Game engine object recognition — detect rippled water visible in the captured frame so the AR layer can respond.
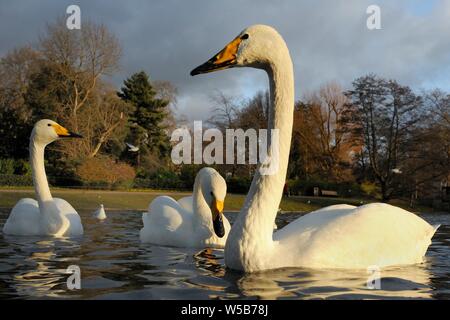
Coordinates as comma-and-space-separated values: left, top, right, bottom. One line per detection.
0, 209, 449, 299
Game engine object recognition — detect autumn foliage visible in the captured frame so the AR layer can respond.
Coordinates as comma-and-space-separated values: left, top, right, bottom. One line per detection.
76, 156, 135, 188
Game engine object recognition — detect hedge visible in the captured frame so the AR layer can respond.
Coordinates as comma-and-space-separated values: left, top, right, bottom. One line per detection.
0, 174, 33, 186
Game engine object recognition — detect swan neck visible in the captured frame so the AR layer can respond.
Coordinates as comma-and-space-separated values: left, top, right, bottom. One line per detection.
192, 177, 214, 235
30, 135, 66, 235
30, 138, 53, 205
226, 46, 294, 267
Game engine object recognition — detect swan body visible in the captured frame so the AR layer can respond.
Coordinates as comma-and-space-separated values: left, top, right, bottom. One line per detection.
93, 204, 107, 220
2, 120, 84, 237
263, 203, 436, 270
140, 167, 231, 248
191, 24, 437, 271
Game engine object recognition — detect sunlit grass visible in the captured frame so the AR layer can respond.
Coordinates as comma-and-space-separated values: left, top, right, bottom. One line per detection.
0, 188, 431, 213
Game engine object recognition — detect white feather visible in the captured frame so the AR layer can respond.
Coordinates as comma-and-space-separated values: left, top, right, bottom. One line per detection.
140, 168, 231, 248
194, 25, 438, 272
93, 204, 107, 220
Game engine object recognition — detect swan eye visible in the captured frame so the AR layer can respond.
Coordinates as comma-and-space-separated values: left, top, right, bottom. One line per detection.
241, 34, 249, 40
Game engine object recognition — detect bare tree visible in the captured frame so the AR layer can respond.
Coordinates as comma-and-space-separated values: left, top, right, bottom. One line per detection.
39, 17, 121, 132
85, 87, 131, 158
291, 83, 358, 181
30, 18, 124, 160
207, 90, 239, 130
0, 46, 42, 157
346, 75, 423, 201
152, 80, 178, 134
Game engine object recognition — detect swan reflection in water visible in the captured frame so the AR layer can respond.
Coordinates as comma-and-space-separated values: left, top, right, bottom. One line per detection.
4, 238, 81, 298
0, 209, 447, 299
193, 248, 433, 299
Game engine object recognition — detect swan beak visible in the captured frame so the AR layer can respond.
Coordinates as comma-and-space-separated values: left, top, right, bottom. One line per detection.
53, 124, 83, 138
66, 131, 83, 138
211, 199, 225, 238
190, 36, 242, 76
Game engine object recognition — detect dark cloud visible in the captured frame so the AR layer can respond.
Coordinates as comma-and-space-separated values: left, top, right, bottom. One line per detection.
1, 0, 449, 121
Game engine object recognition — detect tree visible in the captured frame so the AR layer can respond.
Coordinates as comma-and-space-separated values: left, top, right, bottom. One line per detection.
19, 18, 126, 162
82, 85, 132, 158
118, 71, 171, 166
401, 89, 450, 203
0, 46, 42, 158
39, 18, 121, 133
290, 83, 359, 182
235, 91, 269, 130
207, 91, 239, 131
346, 74, 423, 201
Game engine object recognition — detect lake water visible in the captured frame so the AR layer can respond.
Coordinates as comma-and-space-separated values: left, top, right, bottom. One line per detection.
0, 209, 449, 299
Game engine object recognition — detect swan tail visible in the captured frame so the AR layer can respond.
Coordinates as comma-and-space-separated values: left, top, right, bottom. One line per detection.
431, 224, 440, 236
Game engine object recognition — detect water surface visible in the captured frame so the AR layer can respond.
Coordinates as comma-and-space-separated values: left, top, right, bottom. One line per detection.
0, 209, 449, 299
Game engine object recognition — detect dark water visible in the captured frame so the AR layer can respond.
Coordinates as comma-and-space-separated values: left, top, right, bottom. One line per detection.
0, 209, 449, 300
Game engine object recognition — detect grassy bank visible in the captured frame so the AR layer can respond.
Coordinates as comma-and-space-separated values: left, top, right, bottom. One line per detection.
0, 188, 433, 213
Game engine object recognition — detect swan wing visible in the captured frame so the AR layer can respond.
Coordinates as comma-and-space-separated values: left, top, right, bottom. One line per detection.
53, 198, 84, 236
140, 196, 192, 246
2, 198, 41, 235
274, 203, 436, 269
177, 196, 193, 212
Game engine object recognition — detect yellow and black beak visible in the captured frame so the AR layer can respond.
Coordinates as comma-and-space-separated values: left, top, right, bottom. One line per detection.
211, 198, 225, 238
190, 36, 243, 76
52, 123, 83, 138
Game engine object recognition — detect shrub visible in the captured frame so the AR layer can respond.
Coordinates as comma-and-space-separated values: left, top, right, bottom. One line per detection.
361, 181, 380, 198
134, 168, 185, 189
0, 158, 32, 176
0, 174, 33, 186
179, 165, 205, 188
76, 156, 136, 189
14, 159, 32, 175
0, 159, 16, 175
226, 176, 252, 194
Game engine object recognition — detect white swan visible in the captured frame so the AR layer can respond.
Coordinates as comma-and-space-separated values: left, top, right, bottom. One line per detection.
140, 167, 231, 248
191, 24, 438, 272
93, 204, 107, 220
2, 120, 84, 237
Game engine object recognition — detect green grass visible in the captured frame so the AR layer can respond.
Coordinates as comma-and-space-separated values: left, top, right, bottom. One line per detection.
0, 188, 432, 213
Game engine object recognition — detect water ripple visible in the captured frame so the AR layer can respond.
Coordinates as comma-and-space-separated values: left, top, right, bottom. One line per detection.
0, 209, 449, 299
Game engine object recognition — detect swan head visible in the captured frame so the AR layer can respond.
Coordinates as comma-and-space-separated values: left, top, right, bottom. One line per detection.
31, 119, 83, 145
190, 24, 287, 75
196, 167, 227, 238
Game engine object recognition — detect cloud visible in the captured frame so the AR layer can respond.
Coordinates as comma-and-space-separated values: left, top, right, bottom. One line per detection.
1, 0, 449, 121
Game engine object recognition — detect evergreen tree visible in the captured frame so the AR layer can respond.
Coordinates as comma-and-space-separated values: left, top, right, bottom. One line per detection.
118, 71, 171, 164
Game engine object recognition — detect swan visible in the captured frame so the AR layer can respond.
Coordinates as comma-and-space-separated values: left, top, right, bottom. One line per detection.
93, 204, 107, 220
190, 24, 438, 272
2, 120, 84, 237
140, 167, 231, 248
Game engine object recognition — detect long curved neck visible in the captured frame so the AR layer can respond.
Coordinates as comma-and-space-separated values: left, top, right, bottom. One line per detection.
226, 47, 294, 269
30, 138, 53, 206
30, 136, 66, 235
192, 178, 214, 237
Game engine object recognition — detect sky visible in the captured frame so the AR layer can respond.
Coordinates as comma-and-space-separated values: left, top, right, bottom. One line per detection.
0, 0, 449, 121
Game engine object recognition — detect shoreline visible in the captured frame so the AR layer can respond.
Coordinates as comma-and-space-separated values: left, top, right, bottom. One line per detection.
0, 188, 441, 213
